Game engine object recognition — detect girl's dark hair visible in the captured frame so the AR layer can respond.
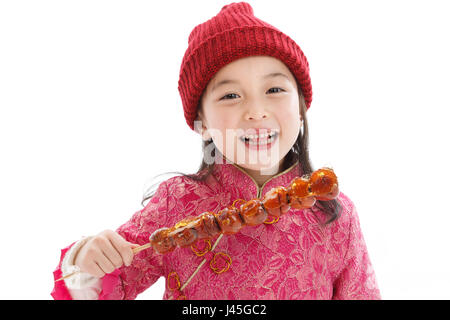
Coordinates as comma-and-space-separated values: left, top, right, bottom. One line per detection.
142, 80, 342, 225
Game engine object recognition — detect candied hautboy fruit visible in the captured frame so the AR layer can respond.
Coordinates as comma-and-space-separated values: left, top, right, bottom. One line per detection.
239, 199, 268, 226
169, 225, 198, 248
288, 176, 311, 198
195, 211, 222, 238
309, 167, 339, 200
262, 186, 289, 209
149, 227, 176, 254
262, 186, 290, 217
315, 183, 339, 201
215, 206, 244, 235
288, 195, 316, 210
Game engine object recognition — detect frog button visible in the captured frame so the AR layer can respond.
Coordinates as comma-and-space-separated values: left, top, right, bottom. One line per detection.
167, 271, 181, 291
263, 215, 280, 224
191, 238, 211, 256
209, 252, 232, 274
167, 271, 187, 300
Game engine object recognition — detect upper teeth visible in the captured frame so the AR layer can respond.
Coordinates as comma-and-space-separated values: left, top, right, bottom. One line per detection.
246, 133, 270, 139
244, 132, 275, 139
242, 131, 278, 141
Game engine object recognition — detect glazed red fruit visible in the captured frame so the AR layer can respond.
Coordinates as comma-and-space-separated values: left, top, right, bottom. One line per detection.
265, 203, 291, 217
262, 186, 289, 209
262, 187, 290, 217
289, 195, 316, 210
289, 176, 311, 198
169, 225, 198, 248
149, 227, 176, 254
185, 213, 214, 240
215, 206, 244, 235
197, 212, 222, 238
239, 199, 268, 226
309, 168, 338, 196
315, 183, 339, 201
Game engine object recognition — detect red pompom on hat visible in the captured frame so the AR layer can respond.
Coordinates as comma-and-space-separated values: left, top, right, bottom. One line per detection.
178, 1, 312, 131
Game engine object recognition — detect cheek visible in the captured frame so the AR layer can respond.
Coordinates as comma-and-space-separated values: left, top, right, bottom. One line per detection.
206, 107, 235, 127
274, 94, 300, 118
208, 109, 238, 133
276, 102, 301, 145
278, 107, 296, 119
276, 103, 301, 128
206, 112, 239, 150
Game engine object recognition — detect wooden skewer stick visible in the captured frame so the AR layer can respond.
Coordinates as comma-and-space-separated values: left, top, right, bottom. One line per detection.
168, 234, 224, 300
131, 242, 152, 255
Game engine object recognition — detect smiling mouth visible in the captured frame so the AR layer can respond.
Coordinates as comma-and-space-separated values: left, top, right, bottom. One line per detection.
239, 131, 279, 146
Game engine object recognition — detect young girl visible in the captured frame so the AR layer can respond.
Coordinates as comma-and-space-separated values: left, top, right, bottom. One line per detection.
51, 2, 381, 300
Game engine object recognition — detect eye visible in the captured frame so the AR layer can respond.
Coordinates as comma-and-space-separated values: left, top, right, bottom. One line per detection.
219, 88, 285, 100
267, 87, 285, 94
220, 93, 239, 100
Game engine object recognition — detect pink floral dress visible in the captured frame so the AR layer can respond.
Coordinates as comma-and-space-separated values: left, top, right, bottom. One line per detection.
51, 159, 381, 300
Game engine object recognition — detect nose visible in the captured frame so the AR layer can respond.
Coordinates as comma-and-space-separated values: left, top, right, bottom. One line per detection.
247, 113, 267, 121
245, 104, 268, 121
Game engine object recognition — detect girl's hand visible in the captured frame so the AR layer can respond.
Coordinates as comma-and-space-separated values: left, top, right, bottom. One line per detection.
74, 229, 139, 278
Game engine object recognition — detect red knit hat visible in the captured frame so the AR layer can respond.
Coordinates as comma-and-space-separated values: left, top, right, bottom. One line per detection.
178, 1, 312, 131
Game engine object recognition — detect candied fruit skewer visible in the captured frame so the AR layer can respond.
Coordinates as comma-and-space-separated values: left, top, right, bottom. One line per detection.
147, 167, 339, 254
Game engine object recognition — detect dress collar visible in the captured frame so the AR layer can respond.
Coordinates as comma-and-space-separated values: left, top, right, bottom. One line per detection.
210, 155, 303, 200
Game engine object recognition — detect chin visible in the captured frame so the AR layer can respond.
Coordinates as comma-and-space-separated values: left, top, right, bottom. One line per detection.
237, 158, 283, 174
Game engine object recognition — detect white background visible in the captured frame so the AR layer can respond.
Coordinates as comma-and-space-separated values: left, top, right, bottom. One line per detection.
1, 0, 449, 300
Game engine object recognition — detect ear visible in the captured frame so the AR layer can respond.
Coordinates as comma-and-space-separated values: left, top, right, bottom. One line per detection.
194, 112, 212, 141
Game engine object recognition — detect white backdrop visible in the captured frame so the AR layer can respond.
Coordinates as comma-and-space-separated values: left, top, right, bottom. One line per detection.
1, 0, 449, 300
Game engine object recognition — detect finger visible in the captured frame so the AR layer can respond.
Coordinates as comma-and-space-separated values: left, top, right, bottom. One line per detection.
96, 237, 123, 269
84, 261, 105, 278
94, 251, 116, 274
102, 240, 123, 269
89, 235, 121, 268
109, 232, 135, 267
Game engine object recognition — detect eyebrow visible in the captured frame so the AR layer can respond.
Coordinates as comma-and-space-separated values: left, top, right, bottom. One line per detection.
211, 72, 290, 92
